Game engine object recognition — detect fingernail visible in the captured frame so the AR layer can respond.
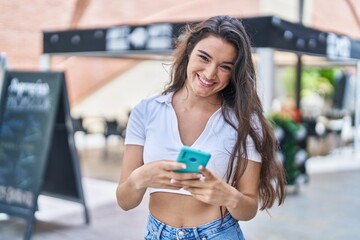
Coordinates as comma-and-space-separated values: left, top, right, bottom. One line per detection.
197, 174, 202, 179
182, 164, 187, 169
170, 179, 177, 184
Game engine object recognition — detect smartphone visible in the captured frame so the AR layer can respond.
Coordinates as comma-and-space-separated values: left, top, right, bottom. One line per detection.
174, 146, 211, 173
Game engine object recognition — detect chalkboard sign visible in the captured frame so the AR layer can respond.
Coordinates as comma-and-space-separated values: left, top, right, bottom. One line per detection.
0, 71, 89, 240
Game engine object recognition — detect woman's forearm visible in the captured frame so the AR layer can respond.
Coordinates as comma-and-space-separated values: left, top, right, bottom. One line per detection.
225, 187, 258, 221
116, 170, 147, 211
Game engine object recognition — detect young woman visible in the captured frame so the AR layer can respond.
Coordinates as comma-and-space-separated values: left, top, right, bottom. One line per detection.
116, 15, 286, 239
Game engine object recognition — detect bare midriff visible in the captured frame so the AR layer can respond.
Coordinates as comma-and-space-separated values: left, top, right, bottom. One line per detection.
149, 192, 223, 227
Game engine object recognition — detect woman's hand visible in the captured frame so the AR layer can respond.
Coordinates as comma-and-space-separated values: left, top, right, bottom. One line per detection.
173, 163, 261, 221
174, 166, 236, 207
132, 160, 201, 191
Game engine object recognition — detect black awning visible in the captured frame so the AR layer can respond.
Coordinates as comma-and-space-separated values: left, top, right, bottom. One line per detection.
43, 16, 360, 60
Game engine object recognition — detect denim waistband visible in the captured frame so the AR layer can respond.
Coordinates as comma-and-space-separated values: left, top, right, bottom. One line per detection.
146, 213, 239, 239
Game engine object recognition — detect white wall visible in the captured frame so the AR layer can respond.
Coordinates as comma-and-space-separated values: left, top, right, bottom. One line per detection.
71, 60, 171, 122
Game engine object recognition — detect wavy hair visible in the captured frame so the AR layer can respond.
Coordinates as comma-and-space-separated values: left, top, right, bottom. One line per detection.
163, 15, 285, 211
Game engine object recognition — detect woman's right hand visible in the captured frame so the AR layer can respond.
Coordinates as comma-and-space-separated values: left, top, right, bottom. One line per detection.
117, 145, 201, 211
130, 160, 200, 190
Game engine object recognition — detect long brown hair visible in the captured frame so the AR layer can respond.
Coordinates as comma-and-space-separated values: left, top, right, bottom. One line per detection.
163, 15, 286, 210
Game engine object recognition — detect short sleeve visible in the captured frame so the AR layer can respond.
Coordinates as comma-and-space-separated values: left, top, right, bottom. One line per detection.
124, 101, 146, 146
246, 136, 262, 162
246, 114, 263, 162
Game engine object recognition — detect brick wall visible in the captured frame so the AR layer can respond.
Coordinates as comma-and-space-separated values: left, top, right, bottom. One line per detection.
10, 0, 360, 107
0, 0, 260, 106
311, 0, 360, 39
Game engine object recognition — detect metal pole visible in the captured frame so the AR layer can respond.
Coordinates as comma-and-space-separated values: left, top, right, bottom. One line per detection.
296, 0, 305, 110
0, 52, 7, 70
295, 54, 302, 109
354, 61, 360, 155
299, 0, 304, 24
0, 52, 8, 101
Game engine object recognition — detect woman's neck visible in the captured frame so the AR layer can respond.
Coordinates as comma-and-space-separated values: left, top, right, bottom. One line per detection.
173, 87, 222, 111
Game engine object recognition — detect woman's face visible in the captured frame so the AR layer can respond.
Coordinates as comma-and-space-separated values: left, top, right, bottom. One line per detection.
185, 35, 237, 101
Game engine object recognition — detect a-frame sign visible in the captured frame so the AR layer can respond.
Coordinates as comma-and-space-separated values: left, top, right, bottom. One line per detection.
0, 71, 89, 240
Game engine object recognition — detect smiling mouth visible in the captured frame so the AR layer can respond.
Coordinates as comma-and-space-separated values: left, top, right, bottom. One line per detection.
198, 75, 215, 88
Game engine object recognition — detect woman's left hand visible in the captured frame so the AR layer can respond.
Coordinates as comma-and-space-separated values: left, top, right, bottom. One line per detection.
175, 166, 236, 207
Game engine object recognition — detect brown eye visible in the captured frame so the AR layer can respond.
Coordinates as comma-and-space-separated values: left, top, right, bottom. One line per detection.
198, 55, 209, 62
221, 65, 232, 72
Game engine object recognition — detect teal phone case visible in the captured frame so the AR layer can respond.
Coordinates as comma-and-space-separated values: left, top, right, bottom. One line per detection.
174, 146, 211, 173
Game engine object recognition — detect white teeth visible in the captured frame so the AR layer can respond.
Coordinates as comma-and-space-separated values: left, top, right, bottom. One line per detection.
199, 76, 213, 86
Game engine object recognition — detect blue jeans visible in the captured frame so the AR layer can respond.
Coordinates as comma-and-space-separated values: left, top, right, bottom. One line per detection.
144, 213, 245, 240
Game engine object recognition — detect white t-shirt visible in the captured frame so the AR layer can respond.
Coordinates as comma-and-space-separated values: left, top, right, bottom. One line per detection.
125, 92, 261, 195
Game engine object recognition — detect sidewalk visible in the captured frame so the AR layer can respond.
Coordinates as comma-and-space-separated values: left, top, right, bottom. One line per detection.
1, 146, 360, 239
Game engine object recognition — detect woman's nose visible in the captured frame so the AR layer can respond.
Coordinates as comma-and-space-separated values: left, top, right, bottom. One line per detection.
204, 64, 217, 80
